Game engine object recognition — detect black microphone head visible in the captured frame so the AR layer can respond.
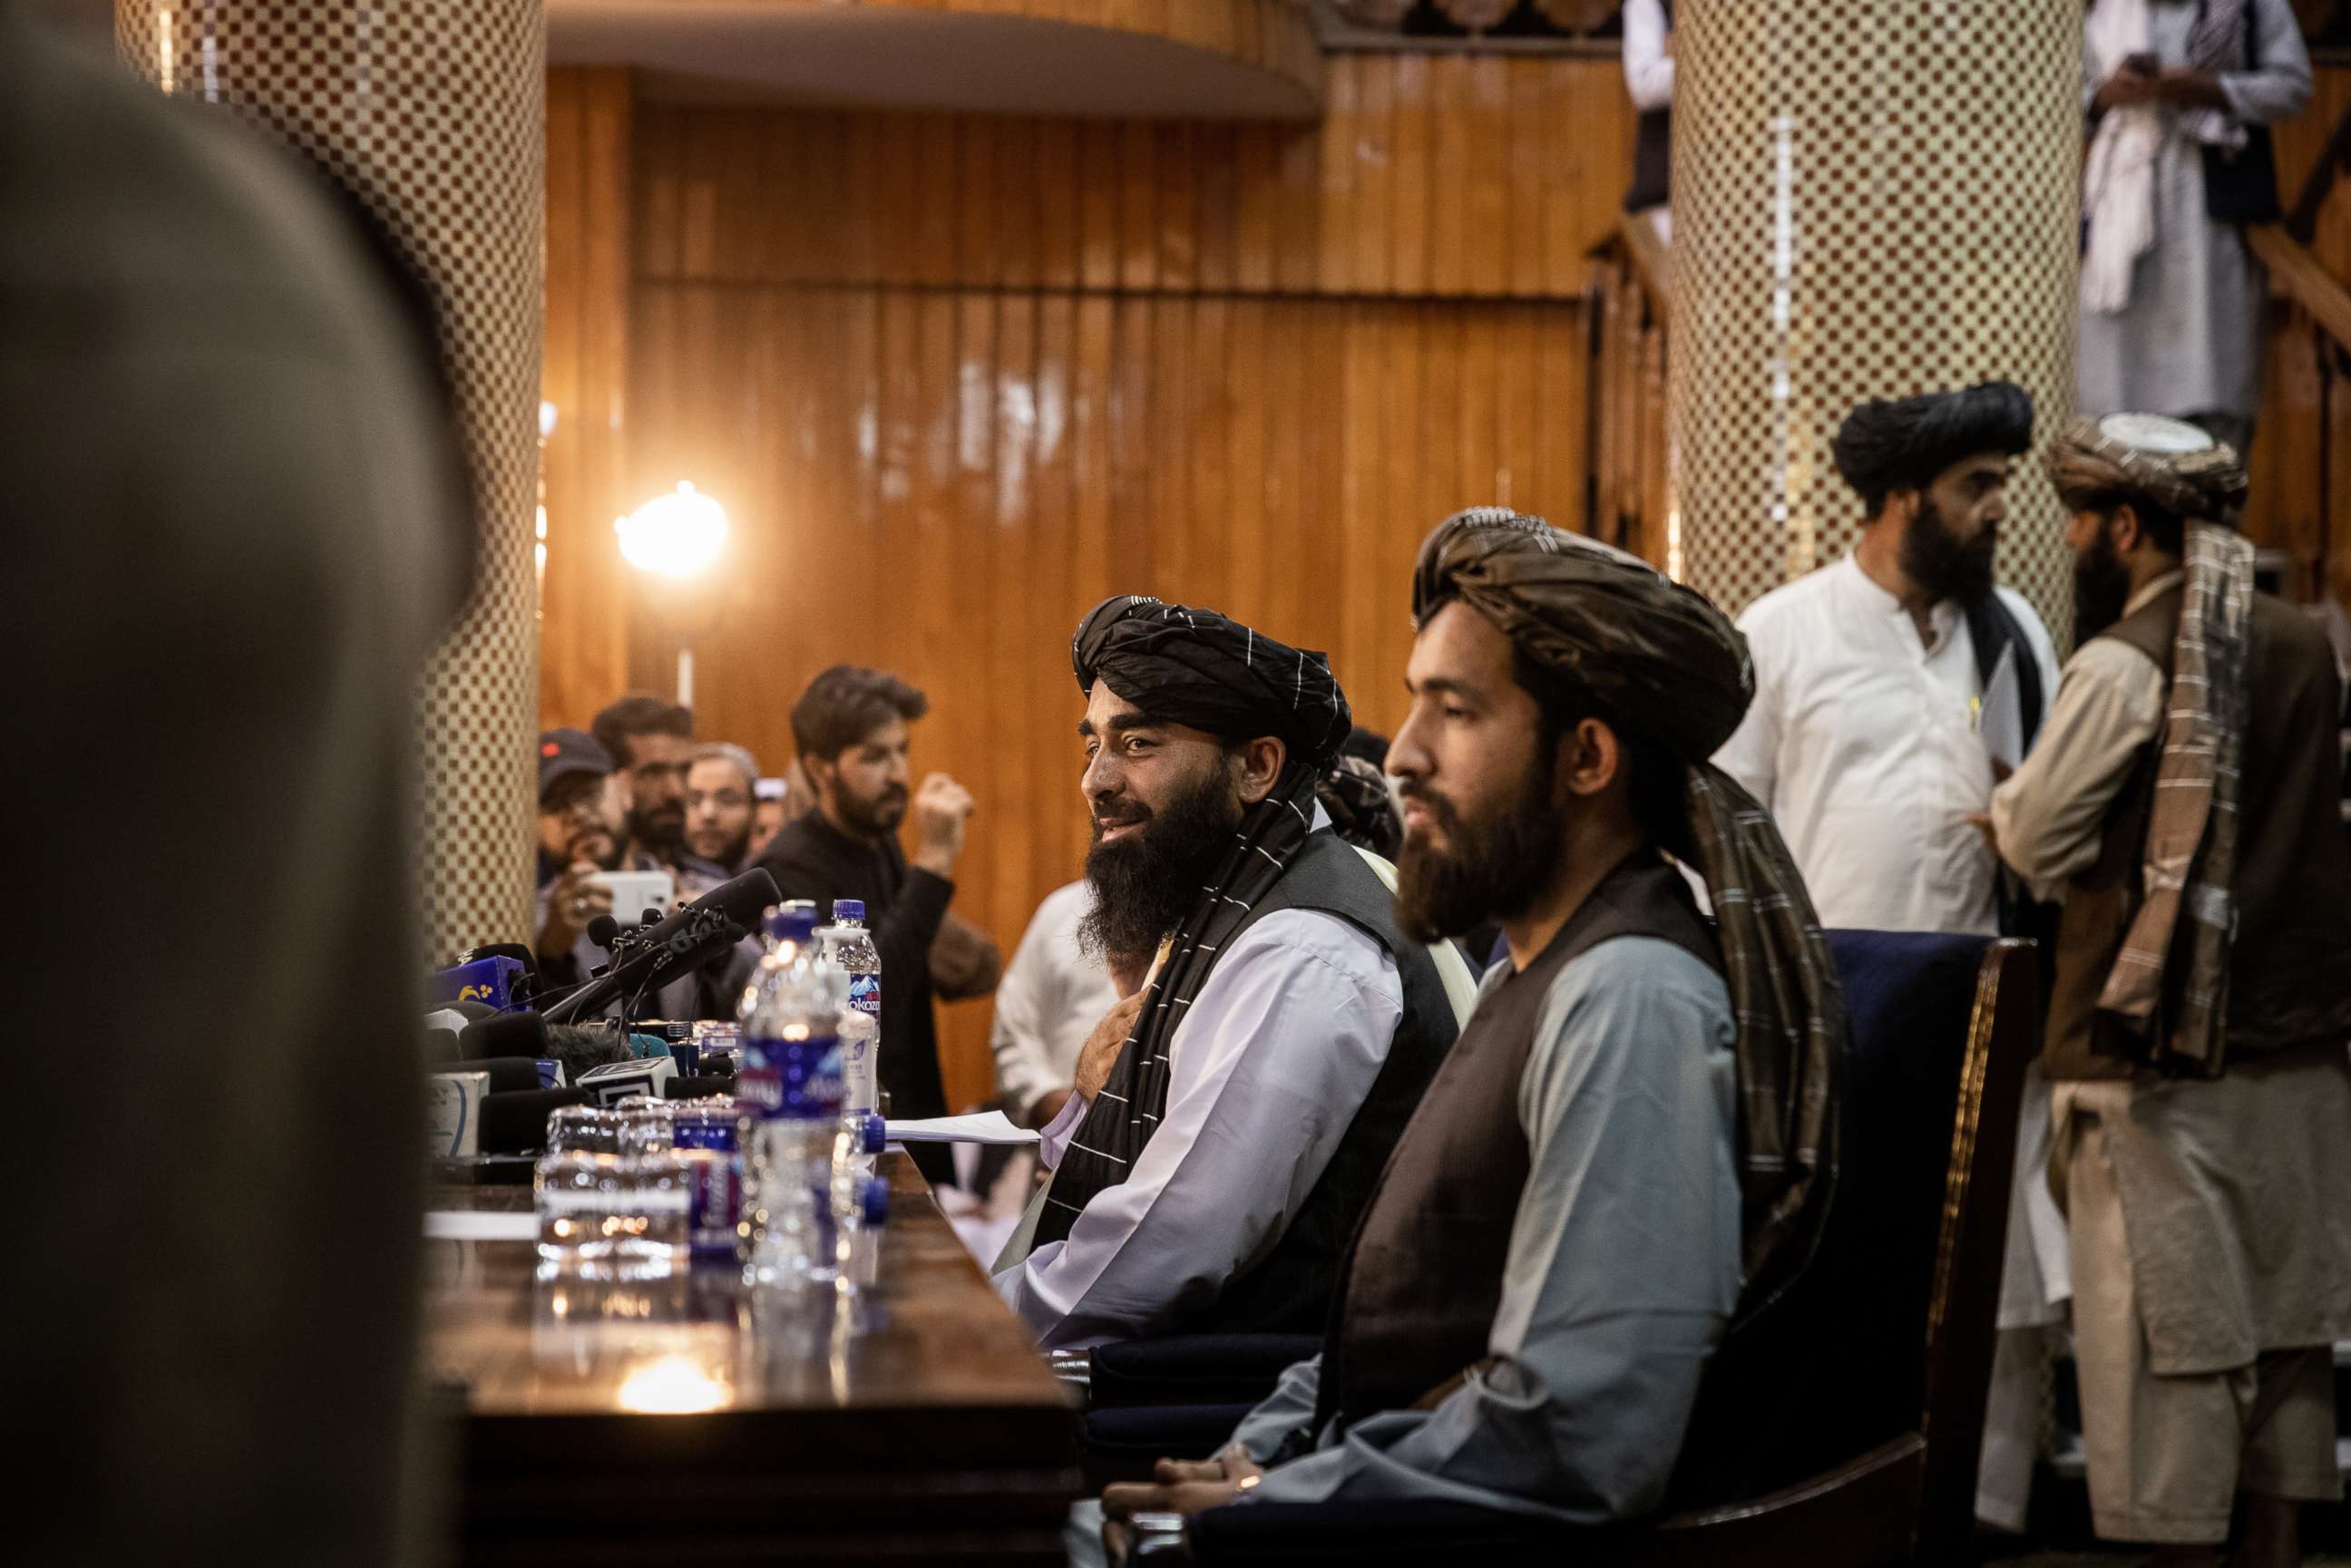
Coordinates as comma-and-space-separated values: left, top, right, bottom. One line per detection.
542, 869, 780, 1024
477, 1087, 591, 1154
585, 913, 620, 950
639, 908, 663, 926
457, 1009, 549, 1062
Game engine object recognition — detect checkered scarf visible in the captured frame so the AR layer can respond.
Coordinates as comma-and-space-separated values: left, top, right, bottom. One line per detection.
1416, 511, 1844, 1309
2098, 524, 2255, 1075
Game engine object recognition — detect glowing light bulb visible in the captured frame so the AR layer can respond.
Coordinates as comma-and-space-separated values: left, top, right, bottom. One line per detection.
616, 482, 728, 578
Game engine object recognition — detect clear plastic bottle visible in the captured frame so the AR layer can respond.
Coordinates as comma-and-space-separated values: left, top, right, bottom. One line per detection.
736, 907, 846, 1290
825, 899, 883, 1117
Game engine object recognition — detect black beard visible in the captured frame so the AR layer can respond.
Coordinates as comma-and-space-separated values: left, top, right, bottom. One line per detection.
1393, 756, 1564, 944
835, 782, 908, 841
626, 808, 684, 861
1899, 496, 1998, 605
2073, 527, 2132, 641
1078, 766, 1239, 969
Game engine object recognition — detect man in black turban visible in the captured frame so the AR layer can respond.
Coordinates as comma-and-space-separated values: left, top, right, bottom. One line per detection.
993, 597, 1470, 1353
1722, 382, 2066, 1532
1095, 514, 1847, 1551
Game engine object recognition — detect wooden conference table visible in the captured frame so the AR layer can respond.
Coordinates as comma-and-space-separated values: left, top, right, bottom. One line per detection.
422, 1154, 1082, 1565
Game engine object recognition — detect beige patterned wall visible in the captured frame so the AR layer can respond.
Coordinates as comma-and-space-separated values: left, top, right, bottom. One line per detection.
1670, 0, 2083, 645
117, 0, 544, 960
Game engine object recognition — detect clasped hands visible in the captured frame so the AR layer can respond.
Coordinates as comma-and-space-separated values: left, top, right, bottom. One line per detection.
1101, 1446, 1264, 1565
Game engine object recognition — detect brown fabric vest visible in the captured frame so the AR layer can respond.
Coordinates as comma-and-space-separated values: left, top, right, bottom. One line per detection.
1312, 852, 1723, 1430
2044, 587, 2351, 1081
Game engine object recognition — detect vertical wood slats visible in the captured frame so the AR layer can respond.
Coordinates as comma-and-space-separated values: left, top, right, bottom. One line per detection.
631, 56, 1633, 300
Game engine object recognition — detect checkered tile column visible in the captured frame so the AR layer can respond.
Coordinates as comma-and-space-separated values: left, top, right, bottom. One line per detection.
117, 0, 544, 959
1668, 0, 2082, 645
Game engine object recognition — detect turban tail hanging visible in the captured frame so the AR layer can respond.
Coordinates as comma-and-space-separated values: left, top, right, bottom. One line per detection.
1413, 510, 1845, 1313
2045, 415, 2254, 1076
1011, 599, 1352, 1259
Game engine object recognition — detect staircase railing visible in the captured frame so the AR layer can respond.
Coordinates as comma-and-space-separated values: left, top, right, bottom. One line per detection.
1587, 211, 1673, 570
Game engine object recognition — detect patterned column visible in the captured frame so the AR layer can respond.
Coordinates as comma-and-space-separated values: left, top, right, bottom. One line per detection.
1668, 0, 2083, 642
117, 0, 544, 959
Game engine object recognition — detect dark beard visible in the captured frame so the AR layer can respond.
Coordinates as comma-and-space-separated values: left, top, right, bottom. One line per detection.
1078, 766, 1239, 969
628, 806, 685, 861
1393, 757, 1564, 944
835, 781, 908, 841
2072, 527, 2132, 640
1899, 496, 1997, 605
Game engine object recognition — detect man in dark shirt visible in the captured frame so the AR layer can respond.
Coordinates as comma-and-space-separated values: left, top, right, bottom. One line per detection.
755, 666, 975, 1181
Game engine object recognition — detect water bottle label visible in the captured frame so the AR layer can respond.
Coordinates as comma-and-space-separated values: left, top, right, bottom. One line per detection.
743, 1031, 844, 1120
847, 973, 881, 1017
671, 1119, 737, 1153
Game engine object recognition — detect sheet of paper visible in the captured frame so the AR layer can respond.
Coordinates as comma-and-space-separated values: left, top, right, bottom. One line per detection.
884, 1110, 1039, 1146
424, 1209, 538, 1242
1978, 641, 2026, 774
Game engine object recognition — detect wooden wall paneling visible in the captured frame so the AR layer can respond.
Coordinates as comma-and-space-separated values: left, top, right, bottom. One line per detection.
1234, 124, 1279, 293
1507, 59, 1550, 299
1119, 121, 1160, 293
1275, 120, 1323, 295
1190, 297, 1235, 617
1338, 303, 1385, 729
960, 115, 1001, 287
1149, 296, 1197, 601
1497, 304, 1541, 514
1156, 122, 1199, 291
2329, 344, 2350, 612
1226, 297, 1272, 618
998, 117, 1044, 289
540, 67, 635, 730
1389, 56, 1435, 295
2277, 63, 2351, 282
1262, 302, 1309, 643
1319, 57, 1361, 297
1352, 57, 1397, 296
915, 117, 962, 287
990, 292, 1043, 974
1037, 120, 1082, 289
1428, 61, 1472, 297
877, 116, 924, 287
1536, 298, 1590, 531
1031, 292, 1087, 896
1107, 296, 1157, 585
1079, 121, 1123, 292
1465, 55, 1510, 297
1194, 123, 1242, 294
1071, 295, 1117, 606
1458, 308, 1502, 505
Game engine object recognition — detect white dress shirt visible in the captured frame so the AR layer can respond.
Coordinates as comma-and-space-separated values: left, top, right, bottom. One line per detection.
1712, 552, 2061, 935
988, 880, 1120, 1123
1621, 0, 1675, 112
996, 892, 1403, 1350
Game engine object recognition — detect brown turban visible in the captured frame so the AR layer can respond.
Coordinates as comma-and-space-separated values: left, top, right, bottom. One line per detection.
1411, 507, 1756, 761
2045, 413, 2249, 521
1413, 507, 1844, 1320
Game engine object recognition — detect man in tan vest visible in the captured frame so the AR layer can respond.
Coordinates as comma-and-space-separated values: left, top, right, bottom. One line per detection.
1089, 511, 1843, 1556
1985, 414, 2351, 1568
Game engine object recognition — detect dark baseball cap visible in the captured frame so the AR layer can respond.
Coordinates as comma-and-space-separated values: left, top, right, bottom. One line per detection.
537, 728, 613, 800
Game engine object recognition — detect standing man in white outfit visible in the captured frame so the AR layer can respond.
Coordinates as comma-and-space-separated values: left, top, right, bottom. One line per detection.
990, 881, 1120, 1128
1712, 383, 2066, 1534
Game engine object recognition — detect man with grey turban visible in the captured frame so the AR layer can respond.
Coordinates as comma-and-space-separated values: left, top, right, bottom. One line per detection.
1096, 513, 1844, 1549
1985, 414, 2351, 1563
1717, 382, 2066, 1532
994, 597, 1473, 1352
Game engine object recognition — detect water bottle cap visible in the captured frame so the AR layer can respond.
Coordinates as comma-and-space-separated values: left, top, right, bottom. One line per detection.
861, 1174, 891, 1226
859, 1111, 887, 1154
764, 907, 818, 942
832, 899, 865, 923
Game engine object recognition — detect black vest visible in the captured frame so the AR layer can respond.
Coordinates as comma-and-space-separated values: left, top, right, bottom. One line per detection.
1191, 830, 1461, 1335
1314, 852, 1721, 1429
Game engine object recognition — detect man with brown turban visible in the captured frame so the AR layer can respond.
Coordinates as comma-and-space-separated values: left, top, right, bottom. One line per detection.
1985, 415, 2351, 1567
1095, 511, 1843, 1546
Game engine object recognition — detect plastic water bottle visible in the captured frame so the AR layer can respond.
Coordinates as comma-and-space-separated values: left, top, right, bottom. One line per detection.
736, 907, 846, 1290
835, 1171, 891, 1300
825, 900, 883, 1118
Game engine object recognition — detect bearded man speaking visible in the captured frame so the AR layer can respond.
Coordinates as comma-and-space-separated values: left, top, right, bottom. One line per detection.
994, 598, 1471, 1350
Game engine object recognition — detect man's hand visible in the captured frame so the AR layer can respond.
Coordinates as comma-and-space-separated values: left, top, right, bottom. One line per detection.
1963, 812, 2000, 858
1030, 1086, 1072, 1127
1074, 991, 1147, 1101
1101, 1446, 1264, 1524
909, 773, 975, 879
2151, 66, 2229, 111
536, 860, 615, 962
2096, 66, 2159, 112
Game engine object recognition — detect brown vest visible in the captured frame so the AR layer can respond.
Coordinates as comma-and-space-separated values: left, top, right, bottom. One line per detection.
1313, 852, 1722, 1430
2044, 586, 2351, 1081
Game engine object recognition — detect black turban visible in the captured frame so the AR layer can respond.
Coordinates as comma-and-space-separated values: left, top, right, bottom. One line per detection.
1070, 595, 1351, 771
1411, 507, 1752, 761
1830, 381, 2034, 511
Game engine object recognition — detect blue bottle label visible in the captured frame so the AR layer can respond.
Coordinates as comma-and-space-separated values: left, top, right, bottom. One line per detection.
741, 1031, 844, 1120
848, 973, 881, 1018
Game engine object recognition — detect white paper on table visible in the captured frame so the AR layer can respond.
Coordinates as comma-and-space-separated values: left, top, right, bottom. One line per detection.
884, 1110, 1039, 1146
1978, 642, 2026, 775
424, 1209, 538, 1242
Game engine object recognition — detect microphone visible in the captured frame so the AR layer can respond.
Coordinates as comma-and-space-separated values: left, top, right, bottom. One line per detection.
541, 868, 778, 1024
586, 913, 620, 951
457, 1009, 548, 1063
